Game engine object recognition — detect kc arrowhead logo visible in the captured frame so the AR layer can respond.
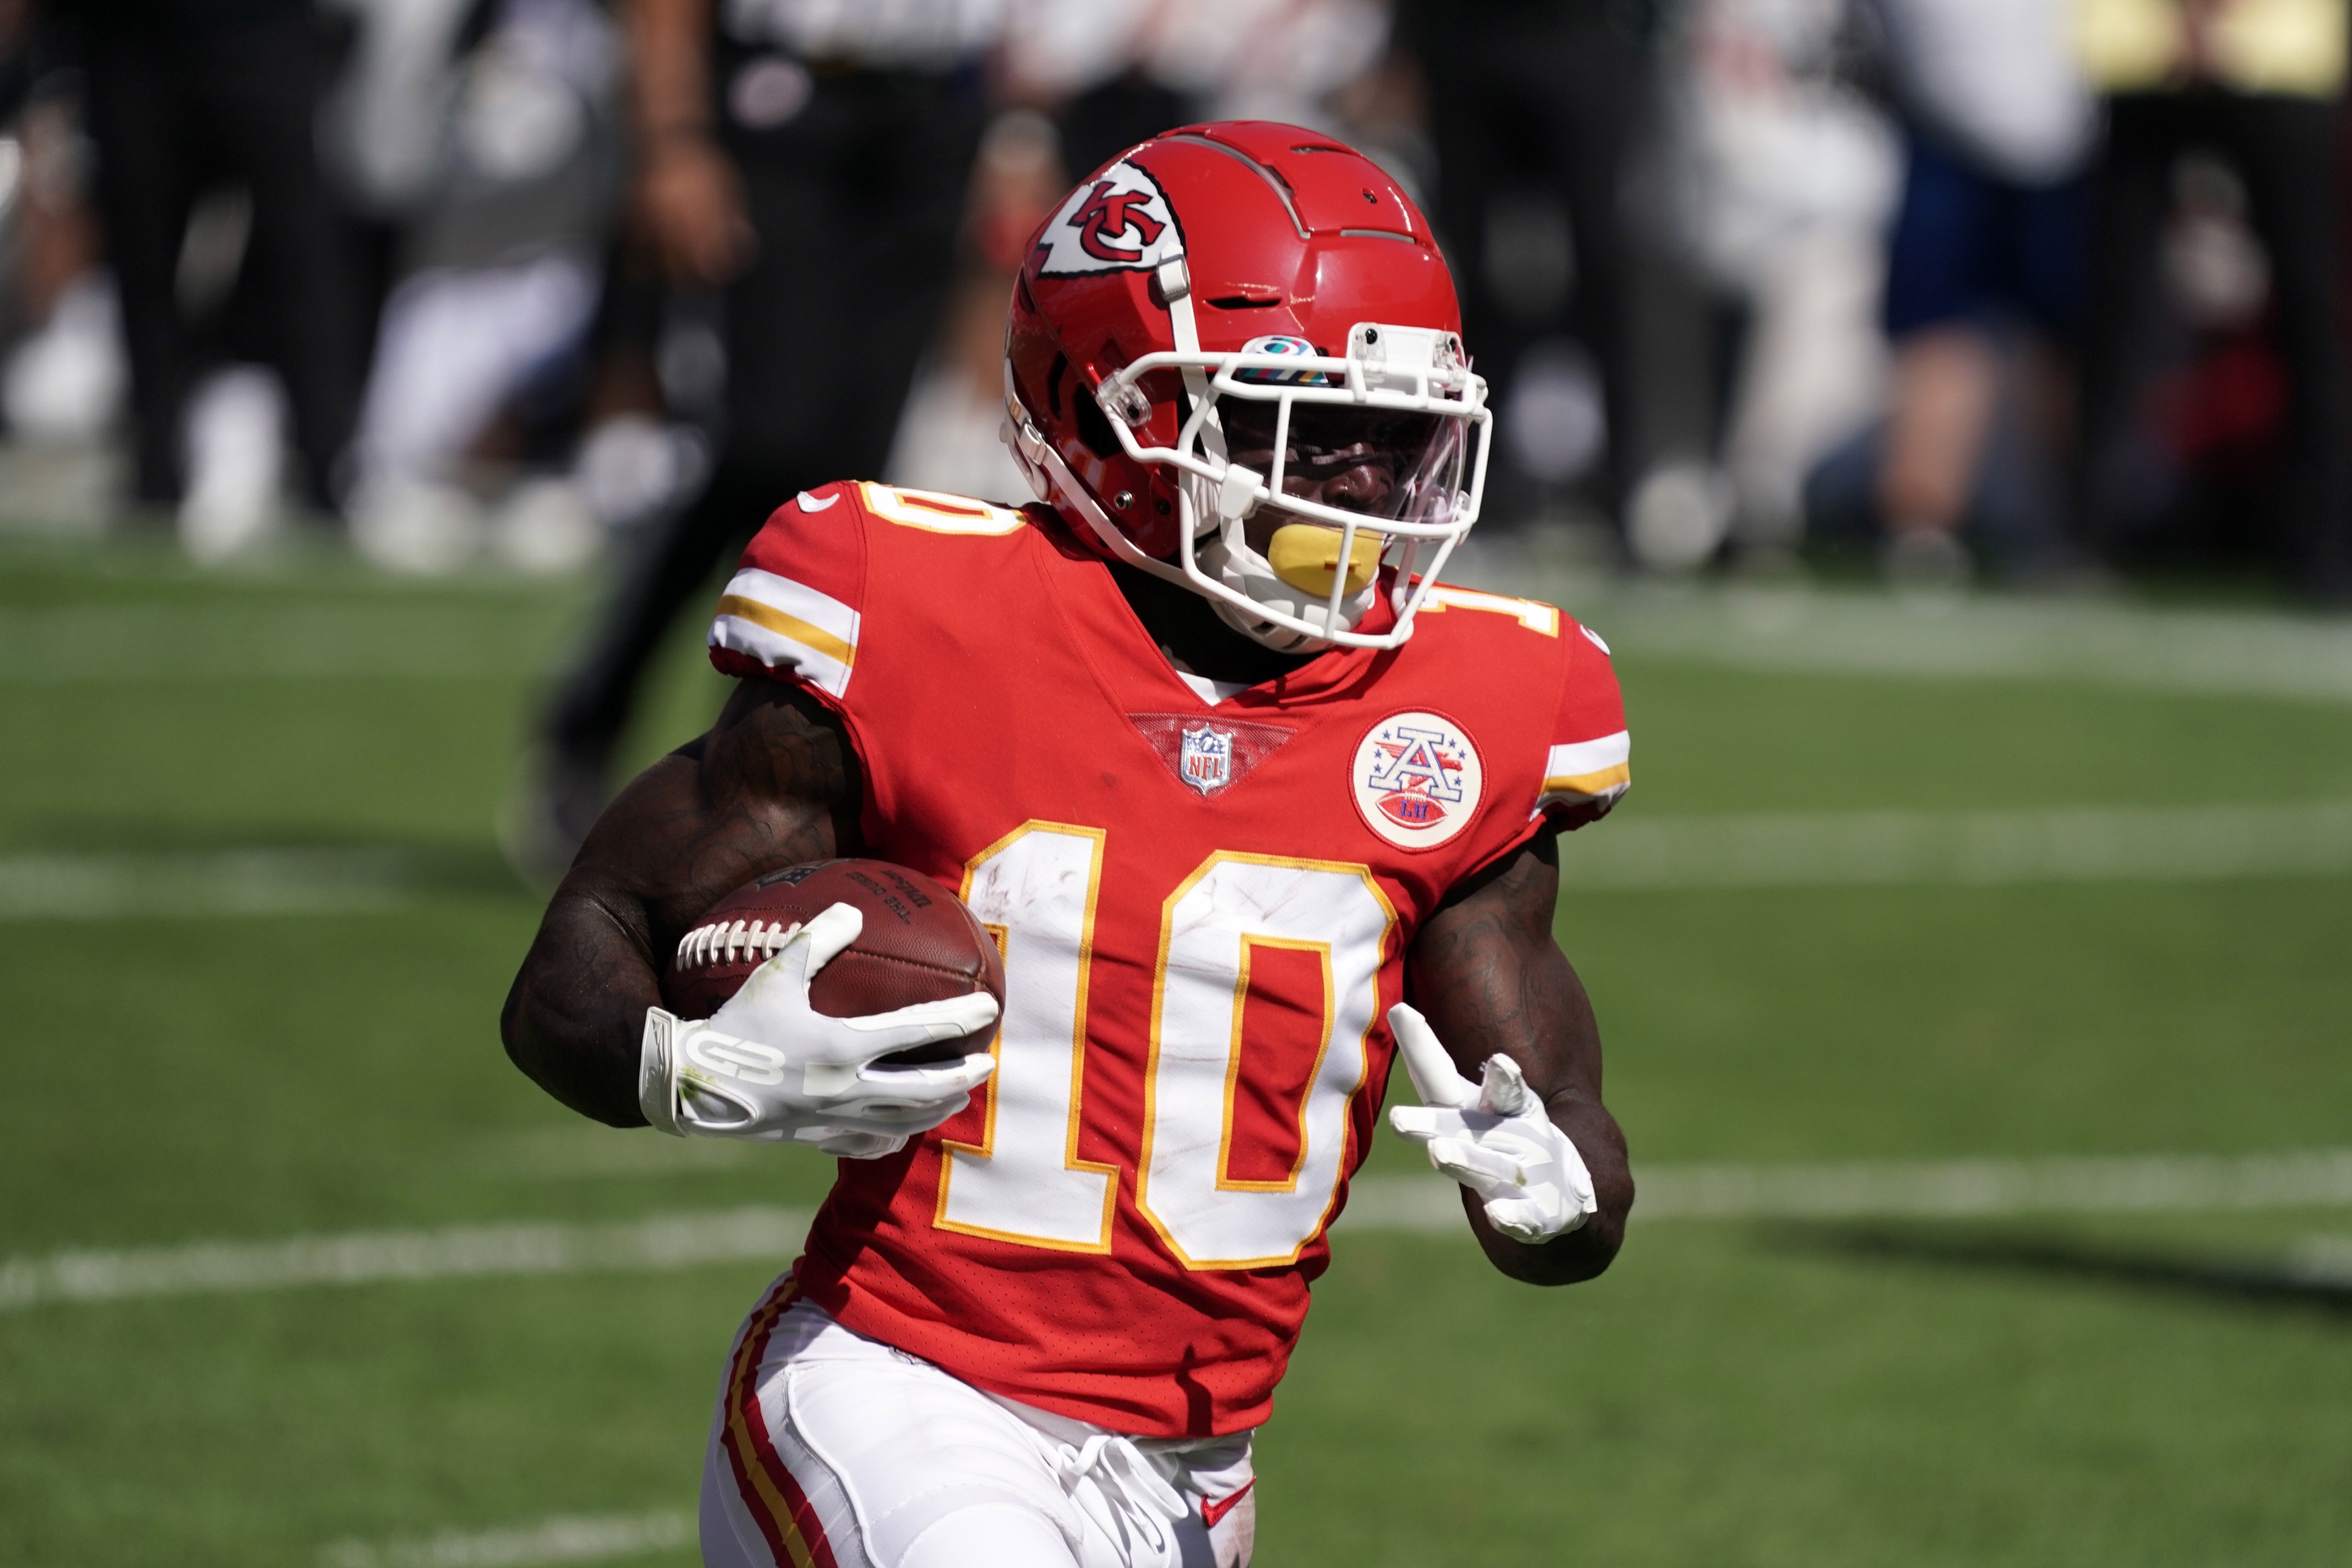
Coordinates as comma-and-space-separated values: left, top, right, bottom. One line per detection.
1075, 183, 1165, 262
1033, 161, 1184, 277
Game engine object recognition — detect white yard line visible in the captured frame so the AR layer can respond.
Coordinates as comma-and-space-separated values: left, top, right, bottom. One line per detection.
2289, 1235, 2352, 1287
1461, 572, 2352, 705
0, 848, 421, 921
9, 582, 2352, 700
6, 799, 2346, 923
0, 1207, 809, 1313
1338, 1151, 2352, 1230
319, 1511, 693, 1568
0, 604, 557, 683
11, 1153, 2352, 1313
1563, 800, 2352, 890
1641, 1150, 2352, 1217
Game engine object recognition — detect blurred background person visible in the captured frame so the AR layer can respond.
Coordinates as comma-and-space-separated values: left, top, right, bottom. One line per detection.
68, 0, 371, 546
882, 0, 1395, 506
2075, 0, 2350, 604
1659, 0, 1901, 569
509, 0, 998, 879
0, 0, 27, 112
325, 0, 624, 575
999, 0, 1392, 175
1812, 0, 2099, 589
0, 10, 124, 475
1392, 0, 1652, 539
879, 101, 1059, 506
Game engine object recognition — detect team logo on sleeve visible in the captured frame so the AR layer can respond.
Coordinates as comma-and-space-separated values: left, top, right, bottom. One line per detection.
1033, 161, 1184, 276
1353, 712, 1484, 849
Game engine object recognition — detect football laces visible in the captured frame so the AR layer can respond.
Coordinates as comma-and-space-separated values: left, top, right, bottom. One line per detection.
675, 918, 804, 970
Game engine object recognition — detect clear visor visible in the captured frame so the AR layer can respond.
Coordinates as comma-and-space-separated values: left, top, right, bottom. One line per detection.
1214, 398, 1470, 536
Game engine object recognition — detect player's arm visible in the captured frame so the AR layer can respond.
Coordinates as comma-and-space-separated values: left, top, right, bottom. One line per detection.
1395, 830, 1632, 1285
501, 678, 862, 1126
622, 0, 753, 285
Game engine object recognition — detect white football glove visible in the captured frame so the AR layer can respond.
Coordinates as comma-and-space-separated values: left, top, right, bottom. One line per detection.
639, 902, 999, 1158
1386, 1002, 1598, 1244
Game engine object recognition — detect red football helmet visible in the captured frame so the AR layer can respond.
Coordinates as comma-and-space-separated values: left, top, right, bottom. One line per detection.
1002, 122, 1491, 651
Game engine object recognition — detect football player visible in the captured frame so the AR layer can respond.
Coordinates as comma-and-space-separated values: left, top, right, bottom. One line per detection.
504, 122, 1634, 1568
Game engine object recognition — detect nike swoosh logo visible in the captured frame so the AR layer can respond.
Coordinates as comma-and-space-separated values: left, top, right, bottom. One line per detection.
796, 490, 841, 511
1200, 1479, 1255, 1528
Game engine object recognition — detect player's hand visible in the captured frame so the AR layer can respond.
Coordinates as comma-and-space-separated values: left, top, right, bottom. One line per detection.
638, 902, 998, 1157
631, 133, 754, 287
1385, 1003, 1597, 1244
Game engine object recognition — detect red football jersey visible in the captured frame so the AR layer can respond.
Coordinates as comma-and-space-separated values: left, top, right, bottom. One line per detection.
706, 481, 1631, 1439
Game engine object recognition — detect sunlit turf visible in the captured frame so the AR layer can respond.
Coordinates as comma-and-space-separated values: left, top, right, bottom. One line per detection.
1277, 1224, 2352, 1567
2, 545, 2348, 1565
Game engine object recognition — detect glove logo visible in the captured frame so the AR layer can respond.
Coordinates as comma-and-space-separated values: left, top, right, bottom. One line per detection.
683, 1029, 787, 1086
1352, 710, 1483, 849
1033, 161, 1184, 277
1200, 1479, 1255, 1528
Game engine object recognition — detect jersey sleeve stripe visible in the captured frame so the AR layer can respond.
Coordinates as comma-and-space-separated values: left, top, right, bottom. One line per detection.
1539, 731, 1632, 807
709, 569, 860, 700
1544, 732, 1629, 779
1541, 765, 1631, 799
716, 594, 855, 668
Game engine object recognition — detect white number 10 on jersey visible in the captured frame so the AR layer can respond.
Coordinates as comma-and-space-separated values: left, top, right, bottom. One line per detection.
940, 823, 1399, 1269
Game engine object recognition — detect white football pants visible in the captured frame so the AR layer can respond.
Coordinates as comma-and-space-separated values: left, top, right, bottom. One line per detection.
701, 1281, 1256, 1568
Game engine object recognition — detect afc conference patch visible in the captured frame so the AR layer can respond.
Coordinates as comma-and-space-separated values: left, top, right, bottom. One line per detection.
1352, 711, 1484, 849
1179, 723, 1233, 796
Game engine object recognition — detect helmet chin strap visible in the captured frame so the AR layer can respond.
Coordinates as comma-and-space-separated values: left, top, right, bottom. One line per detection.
1195, 522, 1371, 651
1001, 362, 1216, 594
1158, 258, 1225, 476
1200, 558, 1330, 651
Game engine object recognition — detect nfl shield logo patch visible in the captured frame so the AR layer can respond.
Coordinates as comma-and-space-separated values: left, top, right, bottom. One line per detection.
1128, 712, 1295, 798
1179, 724, 1233, 796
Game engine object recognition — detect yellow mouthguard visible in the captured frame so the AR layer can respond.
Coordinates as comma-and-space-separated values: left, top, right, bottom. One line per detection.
1267, 524, 1383, 596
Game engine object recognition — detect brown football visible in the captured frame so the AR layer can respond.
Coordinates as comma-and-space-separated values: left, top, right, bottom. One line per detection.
663, 859, 1004, 1065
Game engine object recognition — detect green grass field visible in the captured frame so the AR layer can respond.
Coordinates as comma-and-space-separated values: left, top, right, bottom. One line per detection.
3, 537, 2349, 1566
